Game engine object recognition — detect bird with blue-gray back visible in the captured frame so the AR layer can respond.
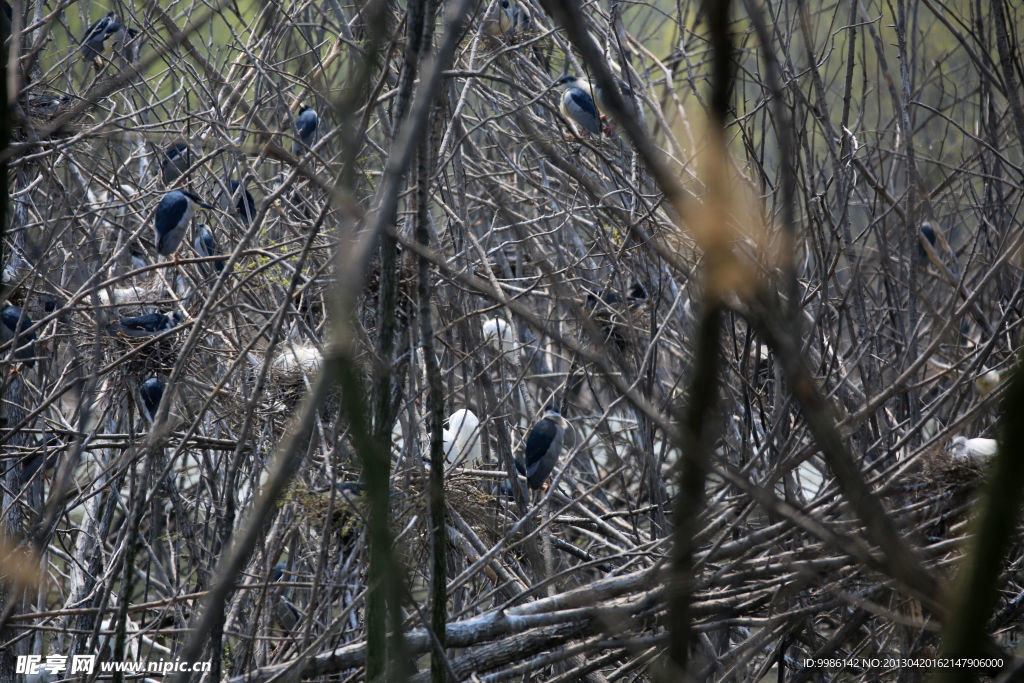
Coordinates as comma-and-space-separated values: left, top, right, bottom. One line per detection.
270, 562, 302, 631
140, 377, 164, 421
154, 190, 213, 258
2, 304, 37, 368
108, 311, 182, 337
161, 142, 191, 184
220, 180, 256, 224
80, 12, 123, 68
294, 105, 319, 153
483, 0, 513, 36
918, 221, 937, 261
591, 76, 637, 132
516, 408, 568, 493
193, 225, 224, 273
114, 26, 142, 64
556, 75, 601, 138
511, 0, 531, 34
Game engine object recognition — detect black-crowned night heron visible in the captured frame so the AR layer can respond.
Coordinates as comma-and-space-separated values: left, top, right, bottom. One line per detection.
80, 12, 123, 68
592, 76, 636, 121
511, 1, 531, 34
140, 377, 164, 421
160, 142, 191, 184
108, 311, 182, 337
556, 75, 601, 137
270, 562, 302, 631
515, 408, 568, 492
443, 409, 482, 467
193, 224, 224, 273
585, 282, 647, 309
154, 190, 213, 258
2, 304, 36, 368
584, 282, 647, 348
114, 26, 142, 64
294, 105, 319, 153
220, 179, 256, 225
948, 435, 997, 461
483, 0, 513, 36
918, 221, 936, 261
21, 435, 63, 481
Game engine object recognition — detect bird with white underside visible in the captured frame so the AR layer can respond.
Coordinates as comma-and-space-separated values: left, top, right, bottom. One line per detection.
154, 190, 214, 259
516, 408, 569, 499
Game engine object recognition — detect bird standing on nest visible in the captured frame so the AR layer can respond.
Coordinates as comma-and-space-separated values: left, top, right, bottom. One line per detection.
154, 190, 214, 259
516, 408, 568, 498
108, 311, 182, 337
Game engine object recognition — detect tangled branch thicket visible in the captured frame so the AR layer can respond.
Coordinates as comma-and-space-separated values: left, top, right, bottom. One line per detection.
2, 0, 1024, 680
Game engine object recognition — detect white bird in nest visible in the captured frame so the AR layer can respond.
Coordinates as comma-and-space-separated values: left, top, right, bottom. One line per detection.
443, 409, 482, 468
948, 435, 998, 461
271, 343, 323, 380
482, 317, 516, 354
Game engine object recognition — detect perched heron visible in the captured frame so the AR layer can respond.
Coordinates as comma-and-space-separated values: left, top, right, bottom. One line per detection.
270, 562, 302, 631
154, 190, 213, 258
976, 369, 1001, 396
483, 0, 513, 36
948, 435, 998, 461
515, 408, 568, 492
220, 179, 256, 224
511, 1, 531, 34
160, 142, 191, 184
918, 221, 937, 261
114, 26, 142, 64
193, 224, 224, 273
585, 282, 647, 309
294, 105, 319, 153
443, 409, 482, 467
556, 75, 601, 137
108, 311, 182, 337
591, 76, 638, 133
20, 435, 63, 481
584, 282, 647, 348
140, 377, 165, 421
482, 317, 516, 354
80, 12, 123, 68
2, 304, 36, 368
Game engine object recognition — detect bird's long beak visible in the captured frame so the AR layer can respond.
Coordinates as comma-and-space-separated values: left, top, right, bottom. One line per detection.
197, 201, 215, 210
